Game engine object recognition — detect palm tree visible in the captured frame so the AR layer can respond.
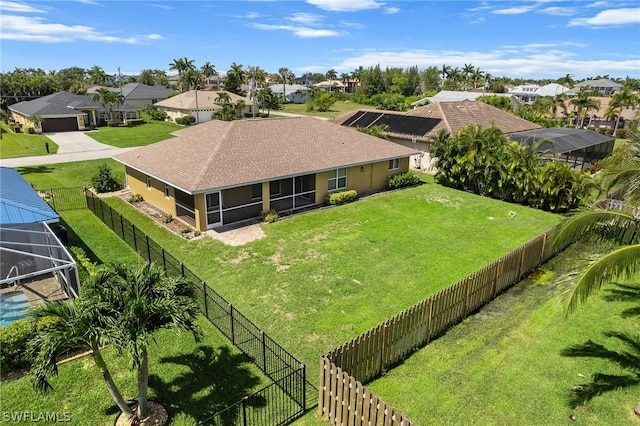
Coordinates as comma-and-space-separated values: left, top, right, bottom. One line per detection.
610, 88, 640, 134
91, 88, 124, 124
462, 63, 474, 89
87, 65, 108, 85
325, 69, 338, 92
570, 92, 601, 128
29, 115, 43, 134
440, 64, 451, 88
200, 61, 216, 83
214, 91, 231, 106
97, 262, 202, 419
551, 114, 640, 414
235, 99, 246, 118
27, 271, 134, 420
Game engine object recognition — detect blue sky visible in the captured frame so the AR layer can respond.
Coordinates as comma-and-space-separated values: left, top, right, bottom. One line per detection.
1, 0, 639, 80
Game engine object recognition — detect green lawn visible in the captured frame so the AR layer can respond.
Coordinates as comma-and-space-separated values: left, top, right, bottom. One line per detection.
87, 119, 181, 148
95, 177, 561, 369
16, 159, 125, 189
366, 242, 640, 425
0, 124, 58, 158
278, 100, 369, 119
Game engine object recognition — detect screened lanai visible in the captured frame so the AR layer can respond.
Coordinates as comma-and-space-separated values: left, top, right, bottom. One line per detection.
508, 127, 615, 169
0, 222, 79, 299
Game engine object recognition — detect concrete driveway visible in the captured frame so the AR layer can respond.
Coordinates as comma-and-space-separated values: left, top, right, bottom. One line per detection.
46, 131, 114, 154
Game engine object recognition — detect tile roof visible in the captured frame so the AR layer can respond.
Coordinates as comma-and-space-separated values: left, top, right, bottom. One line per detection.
154, 90, 248, 110
8, 91, 139, 116
0, 167, 59, 225
114, 117, 417, 193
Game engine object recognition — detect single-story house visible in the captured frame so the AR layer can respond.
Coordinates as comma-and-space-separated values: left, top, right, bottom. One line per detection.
0, 167, 78, 299
508, 128, 615, 169
153, 90, 254, 123
113, 117, 417, 230
334, 101, 542, 170
8, 91, 141, 132
411, 90, 517, 107
268, 84, 311, 104
86, 83, 174, 107
314, 80, 346, 93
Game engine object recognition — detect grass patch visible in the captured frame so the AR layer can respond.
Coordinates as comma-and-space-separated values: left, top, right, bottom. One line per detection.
366, 242, 640, 425
278, 100, 369, 119
0, 123, 58, 158
87, 119, 181, 148
95, 180, 561, 369
16, 159, 125, 189
1, 316, 269, 425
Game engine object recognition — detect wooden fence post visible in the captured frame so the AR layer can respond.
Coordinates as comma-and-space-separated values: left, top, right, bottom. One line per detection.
379, 324, 388, 376
517, 244, 527, 278
426, 297, 434, 343
464, 276, 472, 314
540, 233, 547, 262
493, 259, 503, 297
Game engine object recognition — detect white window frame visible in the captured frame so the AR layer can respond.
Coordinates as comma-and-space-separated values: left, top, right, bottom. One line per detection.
389, 159, 399, 170
328, 168, 347, 191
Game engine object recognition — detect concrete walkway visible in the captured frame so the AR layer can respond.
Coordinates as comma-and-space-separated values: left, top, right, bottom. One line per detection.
0, 131, 136, 168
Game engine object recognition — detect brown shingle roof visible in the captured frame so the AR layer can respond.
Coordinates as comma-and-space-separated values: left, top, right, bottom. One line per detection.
407, 101, 541, 135
154, 90, 248, 110
114, 117, 417, 193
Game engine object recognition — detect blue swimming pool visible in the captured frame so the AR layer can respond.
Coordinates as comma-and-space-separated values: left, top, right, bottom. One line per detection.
0, 291, 31, 327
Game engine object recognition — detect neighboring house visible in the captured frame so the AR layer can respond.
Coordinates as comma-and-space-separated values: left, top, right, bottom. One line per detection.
508, 128, 615, 169
113, 117, 416, 231
411, 90, 517, 107
566, 79, 623, 96
268, 84, 311, 104
294, 74, 316, 86
154, 90, 253, 123
314, 80, 346, 93
8, 91, 141, 133
0, 167, 79, 297
560, 96, 639, 131
335, 101, 541, 170
508, 83, 568, 103
86, 83, 173, 107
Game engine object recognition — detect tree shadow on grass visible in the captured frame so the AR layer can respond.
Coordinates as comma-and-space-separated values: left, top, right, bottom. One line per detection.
16, 165, 55, 176
148, 345, 266, 424
602, 283, 640, 318
561, 331, 640, 409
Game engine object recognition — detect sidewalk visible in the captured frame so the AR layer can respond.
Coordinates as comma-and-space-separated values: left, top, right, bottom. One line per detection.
0, 147, 136, 168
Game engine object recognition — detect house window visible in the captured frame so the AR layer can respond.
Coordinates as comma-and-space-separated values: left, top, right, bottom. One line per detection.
389, 159, 399, 170
328, 168, 347, 191
164, 183, 170, 198
270, 180, 281, 196
146, 175, 151, 189
251, 183, 262, 200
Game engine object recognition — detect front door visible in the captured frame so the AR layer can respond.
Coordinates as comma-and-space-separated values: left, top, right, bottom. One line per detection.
206, 192, 222, 229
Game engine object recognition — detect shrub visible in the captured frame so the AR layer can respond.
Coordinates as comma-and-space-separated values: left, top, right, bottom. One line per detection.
259, 210, 279, 223
69, 246, 97, 282
91, 164, 122, 193
162, 212, 173, 223
175, 115, 196, 125
616, 129, 628, 139
385, 171, 421, 190
129, 193, 144, 203
26, 126, 35, 134
325, 189, 358, 206
1, 317, 59, 374
126, 118, 145, 127
194, 230, 201, 237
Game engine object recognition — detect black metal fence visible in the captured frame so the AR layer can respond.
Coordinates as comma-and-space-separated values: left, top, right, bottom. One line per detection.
38, 186, 87, 211
83, 190, 314, 424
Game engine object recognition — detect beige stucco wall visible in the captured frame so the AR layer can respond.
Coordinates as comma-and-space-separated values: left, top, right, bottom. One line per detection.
126, 167, 176, 216
194, 194, 206, 231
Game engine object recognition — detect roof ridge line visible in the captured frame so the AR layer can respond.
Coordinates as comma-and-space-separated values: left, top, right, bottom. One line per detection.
192, 122, 233, 190
437, 103, 451, 133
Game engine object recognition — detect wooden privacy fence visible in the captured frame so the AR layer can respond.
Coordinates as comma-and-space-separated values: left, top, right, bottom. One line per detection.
319, 229, 563, 424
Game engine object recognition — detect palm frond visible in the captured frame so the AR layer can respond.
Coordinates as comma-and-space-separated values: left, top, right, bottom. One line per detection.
566, 244, 640, 315
551, 209, 638, 250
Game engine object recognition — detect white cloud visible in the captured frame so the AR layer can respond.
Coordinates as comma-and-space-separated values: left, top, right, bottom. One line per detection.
287, 13, 323, 25
0, 14, 161, 44
569, 8, 640, 26
384, 7, 399, 14
0, 1, 45, 13
466, 2, 492, 12
503, 41, 588, 50
307, 0, 384, 12
76, 0, 99, 5
539, 7, 575, 16
340, 20, 366, 29
492, 5, 537, 15
236, 11, 262, 19
250, 23, 343, 38
147, 3, 174, 10
326, 47, 639, 78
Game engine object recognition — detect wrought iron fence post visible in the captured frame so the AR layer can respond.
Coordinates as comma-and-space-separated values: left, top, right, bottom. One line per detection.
109, 205, 115, 230
181, 262, 185, 277
120, 215, 125, 239
242, 396, 248, 426
83, 187, 88, 208
261, 331, 267, 373
133, 224, 138, 252
203, 281, 208, 318
146, 235, 151, 261
230, 303, 235, 344
301, 363, 306, 410
50, 188, 56, 210
162, 248, 166, 270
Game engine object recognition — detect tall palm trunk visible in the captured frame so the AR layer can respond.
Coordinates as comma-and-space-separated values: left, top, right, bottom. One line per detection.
137, 347, 149, 419
91, 342, 133, 418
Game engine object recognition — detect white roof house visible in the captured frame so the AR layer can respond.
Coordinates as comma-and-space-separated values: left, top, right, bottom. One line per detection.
508, 83, 568, 103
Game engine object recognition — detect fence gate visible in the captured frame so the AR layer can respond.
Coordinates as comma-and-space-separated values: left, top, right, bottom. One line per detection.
37, 187, 87, 211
